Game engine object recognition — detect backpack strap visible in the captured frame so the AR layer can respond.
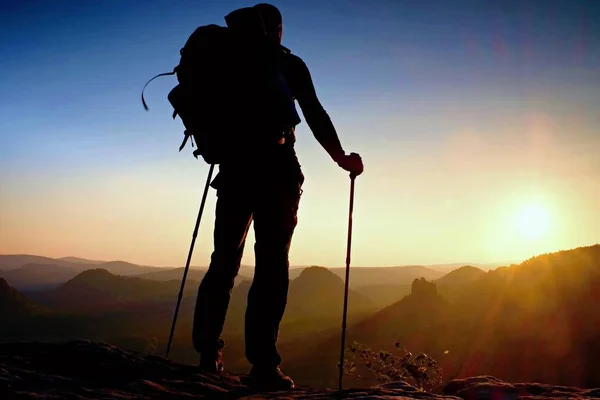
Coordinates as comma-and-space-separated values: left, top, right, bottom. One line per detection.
179, 130, 195, 152
141, 69, 177, 110
179, 131, 201, 159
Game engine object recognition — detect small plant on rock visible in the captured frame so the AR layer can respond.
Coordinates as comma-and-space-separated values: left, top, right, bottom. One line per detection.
343, 341, 443, 392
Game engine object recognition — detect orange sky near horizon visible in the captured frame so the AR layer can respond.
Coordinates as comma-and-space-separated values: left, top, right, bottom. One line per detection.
2, 110, 599, 269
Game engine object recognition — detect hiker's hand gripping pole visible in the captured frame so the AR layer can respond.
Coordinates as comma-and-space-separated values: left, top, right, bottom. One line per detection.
338, 172, 357, 391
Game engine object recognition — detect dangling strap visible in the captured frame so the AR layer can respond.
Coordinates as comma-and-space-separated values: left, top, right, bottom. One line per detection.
141, 70, 176, 111
179, 130, 196, 152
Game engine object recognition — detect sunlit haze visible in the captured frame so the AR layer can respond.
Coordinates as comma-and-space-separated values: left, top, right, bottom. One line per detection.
1, 0, 599, 268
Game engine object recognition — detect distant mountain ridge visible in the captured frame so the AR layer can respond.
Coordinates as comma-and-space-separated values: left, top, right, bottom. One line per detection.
0, 254, 72, 271
30, 268, 200, 313
138, 266, 254, 286
0, 255, 206, 291
434, 265, 486, 286
57, 256, 106, 264
328, 265, 445, 286
2, 253, 512, 273
0, 254, 203, 273
2, 254, 484, 293
0, 263, 81, 291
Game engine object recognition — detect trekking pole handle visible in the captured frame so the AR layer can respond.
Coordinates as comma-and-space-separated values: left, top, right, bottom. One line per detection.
348, 152, 362, 179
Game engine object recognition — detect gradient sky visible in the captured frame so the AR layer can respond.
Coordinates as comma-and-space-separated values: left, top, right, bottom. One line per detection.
1, 0, 599, 268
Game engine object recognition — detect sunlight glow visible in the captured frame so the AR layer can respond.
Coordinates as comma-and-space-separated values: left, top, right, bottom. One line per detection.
514, 203, 551, 240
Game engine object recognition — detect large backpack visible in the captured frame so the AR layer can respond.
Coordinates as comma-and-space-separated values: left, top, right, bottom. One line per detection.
141, 7, 301, 164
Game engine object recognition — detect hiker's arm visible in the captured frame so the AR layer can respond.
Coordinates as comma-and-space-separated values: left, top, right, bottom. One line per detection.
294, 60, 345, 162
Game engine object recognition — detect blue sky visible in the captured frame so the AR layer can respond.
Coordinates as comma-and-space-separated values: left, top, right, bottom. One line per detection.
1, 0, 599, 267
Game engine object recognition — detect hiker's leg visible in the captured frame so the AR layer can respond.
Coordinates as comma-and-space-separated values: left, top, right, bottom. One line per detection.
193, 190, 253, 354
245, 182, 302, 367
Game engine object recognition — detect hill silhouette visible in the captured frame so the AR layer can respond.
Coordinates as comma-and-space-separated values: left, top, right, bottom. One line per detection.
353, 283, 412, 309
223, 267, 375, 338
0, 254, 75, 271
216, 267, 379, 372
137, 266, 252, 286
313, 265, 445, 287
0, 274, 196, 348
30, 268, 199, 312
283, 245, 600, 388
434, 265, 488, 302
1, 255, 454, 306
0, 279, 110, 342
434, 265, 486, 286
57, 256, 106, 264
286, 266, 374, 320
92, 260, 172, 275
282, 277, 450, 387
137, 266, 208, 282
0, 254, 177, 277
351, 278, 449, 344
5, 266, 387, 372
1, 263, 81, 291
286, 265, 443, 309
0, 278, 38, 316
0, 255, 205, 292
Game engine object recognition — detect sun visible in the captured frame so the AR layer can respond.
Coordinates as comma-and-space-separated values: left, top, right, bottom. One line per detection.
514, 203, 551, 239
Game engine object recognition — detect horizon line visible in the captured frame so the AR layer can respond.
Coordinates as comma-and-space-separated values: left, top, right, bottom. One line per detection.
0, 252, 522, 270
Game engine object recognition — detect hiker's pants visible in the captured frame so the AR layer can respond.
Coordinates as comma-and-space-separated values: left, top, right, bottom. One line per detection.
192, 146, 303, 367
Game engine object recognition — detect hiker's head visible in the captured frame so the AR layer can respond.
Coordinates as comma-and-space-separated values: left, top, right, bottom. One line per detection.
254, 3, 283, 44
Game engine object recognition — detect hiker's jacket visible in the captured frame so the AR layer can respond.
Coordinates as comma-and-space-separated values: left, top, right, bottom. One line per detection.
211, 52, 343, 191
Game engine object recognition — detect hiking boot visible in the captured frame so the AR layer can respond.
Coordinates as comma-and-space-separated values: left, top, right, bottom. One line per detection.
198, 347, 224, 373
245, 365, 295, 390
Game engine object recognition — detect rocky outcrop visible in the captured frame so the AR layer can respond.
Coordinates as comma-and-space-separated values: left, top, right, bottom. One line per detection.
0, 340, 455, 399
411, 278, 439, 300
443, 375, 600, 399
0, 340, 598, 399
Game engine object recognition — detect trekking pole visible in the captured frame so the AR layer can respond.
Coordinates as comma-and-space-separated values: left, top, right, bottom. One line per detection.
338, 172, 356, 391
166, 163, 215, 359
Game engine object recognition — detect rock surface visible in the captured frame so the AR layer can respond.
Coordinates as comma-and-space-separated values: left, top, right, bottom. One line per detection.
0, 340, 597, 399
443, 376, 600, 399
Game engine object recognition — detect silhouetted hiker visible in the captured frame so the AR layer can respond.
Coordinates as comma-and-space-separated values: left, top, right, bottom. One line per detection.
192, 3, 364, 390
